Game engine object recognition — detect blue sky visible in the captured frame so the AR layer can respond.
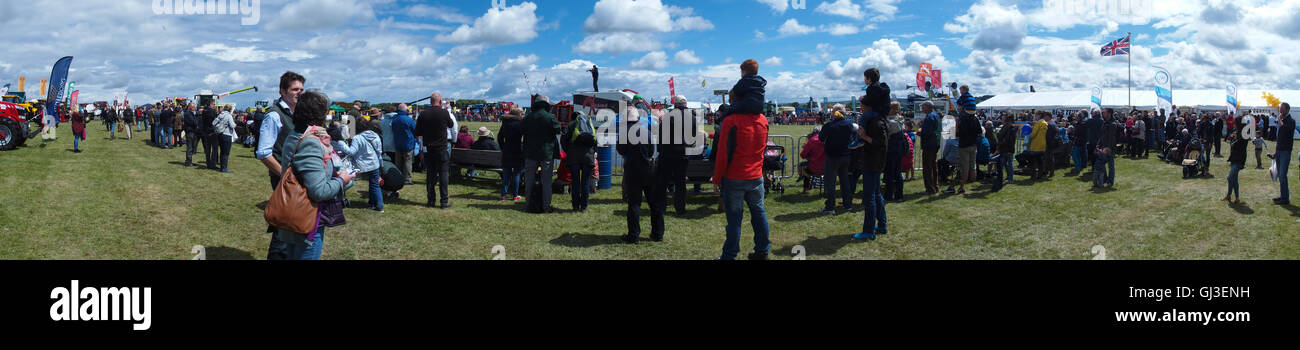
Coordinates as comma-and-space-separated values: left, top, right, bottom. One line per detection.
2, 0, 1297, 108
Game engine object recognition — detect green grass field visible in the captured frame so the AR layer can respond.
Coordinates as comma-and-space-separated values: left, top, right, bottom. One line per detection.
1, 120, 1296, 260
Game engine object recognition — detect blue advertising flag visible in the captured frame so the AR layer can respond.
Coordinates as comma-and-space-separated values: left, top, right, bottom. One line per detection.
44, 56, 74, 116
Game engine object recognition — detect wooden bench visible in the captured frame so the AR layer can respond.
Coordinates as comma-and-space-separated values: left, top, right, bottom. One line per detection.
450, 148, 504, 179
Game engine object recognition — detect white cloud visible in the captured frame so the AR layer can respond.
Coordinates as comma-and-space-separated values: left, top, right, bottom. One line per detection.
553, 59, 598, 70
574, 32, 661, 55
436, 2, 539, 45
584, 0, 674, 33
867, 0, 901, 21
267, 0, 376, 31
816, 0, 864, 20
945, 1, 1027, 52
764, 56, 784, 66
575, 0, 712, 54
755, 30, 767, 40
190, 44, 316, 63
487, 54, 540, 76
755, 0, 789, 13
824, 23, 861, 36
824, 39, 951, 91
631, 51, 669, 70
779, 19, 817, 36
407, 4, 473, 24
674, 50, 702, 65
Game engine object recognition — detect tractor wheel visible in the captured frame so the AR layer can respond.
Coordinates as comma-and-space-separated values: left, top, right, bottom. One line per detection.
0, 119, 19, 151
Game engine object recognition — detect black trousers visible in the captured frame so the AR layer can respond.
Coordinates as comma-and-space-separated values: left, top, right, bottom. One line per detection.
218, 136, 232, 171
185, 132, 200, 164
203, 133, 218, 169
425, 149, 450, 204
655, 157, 688, 212
624, 175, 665, 239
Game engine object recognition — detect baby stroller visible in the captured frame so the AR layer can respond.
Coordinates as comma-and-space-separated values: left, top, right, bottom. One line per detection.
1181, 141, 1206, 178
763, 141, 786, 194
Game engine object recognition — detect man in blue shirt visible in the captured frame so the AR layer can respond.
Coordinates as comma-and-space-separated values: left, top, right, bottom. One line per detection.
254, 71, 305, 261
391, 103, 417, 185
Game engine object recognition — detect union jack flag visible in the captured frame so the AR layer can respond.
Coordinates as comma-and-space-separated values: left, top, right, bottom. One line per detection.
1101, 34, 1130, 56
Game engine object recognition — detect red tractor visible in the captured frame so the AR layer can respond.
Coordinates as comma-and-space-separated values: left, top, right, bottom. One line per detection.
0, 100, 40, 151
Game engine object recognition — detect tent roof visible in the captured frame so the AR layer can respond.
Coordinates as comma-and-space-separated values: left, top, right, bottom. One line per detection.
978, 89, 1300, 111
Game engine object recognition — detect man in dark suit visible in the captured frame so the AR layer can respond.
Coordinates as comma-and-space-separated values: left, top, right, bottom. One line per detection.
201, 101, 219, 170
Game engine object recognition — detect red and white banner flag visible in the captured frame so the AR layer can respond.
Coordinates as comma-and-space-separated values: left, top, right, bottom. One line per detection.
930, 70, 942, 90
668, 77, 676, 99
70, 90, 78, 110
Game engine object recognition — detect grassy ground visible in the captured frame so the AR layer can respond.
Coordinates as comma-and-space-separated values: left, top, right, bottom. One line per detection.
1, 120, 1296, 260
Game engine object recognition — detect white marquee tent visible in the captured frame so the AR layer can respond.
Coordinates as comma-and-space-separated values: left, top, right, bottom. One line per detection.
979, 89, 1300, 112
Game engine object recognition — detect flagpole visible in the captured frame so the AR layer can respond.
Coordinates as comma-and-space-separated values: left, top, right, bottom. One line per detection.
1128, 32, 1132, 108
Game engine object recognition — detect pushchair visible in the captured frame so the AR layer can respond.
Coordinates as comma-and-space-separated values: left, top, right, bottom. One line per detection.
1182, 142, 1207, 178
763, 141, 786, 194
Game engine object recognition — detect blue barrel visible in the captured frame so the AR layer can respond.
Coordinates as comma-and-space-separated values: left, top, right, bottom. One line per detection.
597, 145, 614, 189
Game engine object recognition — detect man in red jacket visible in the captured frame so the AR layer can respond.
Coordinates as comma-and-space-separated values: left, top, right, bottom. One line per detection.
713, 59, 771, 260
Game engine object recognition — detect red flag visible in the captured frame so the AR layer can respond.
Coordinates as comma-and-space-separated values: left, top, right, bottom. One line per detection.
930, 70, 942, 90
668, 77, 676, 99
70, 90, 78, 110
916, 73, 927, 92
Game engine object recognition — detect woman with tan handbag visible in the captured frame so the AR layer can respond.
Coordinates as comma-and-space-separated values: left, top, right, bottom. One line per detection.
267, 91, 355, 260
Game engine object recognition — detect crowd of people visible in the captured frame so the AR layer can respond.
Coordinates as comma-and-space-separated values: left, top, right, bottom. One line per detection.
245, 62, 1296, 260
795, 86, 1297, 211
50, 58, 1297, 261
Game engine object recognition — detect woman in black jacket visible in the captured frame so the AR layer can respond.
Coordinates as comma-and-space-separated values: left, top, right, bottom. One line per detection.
1224, 116, 1248, 203
994, 114, 1018, 192
497, 108, 526, 201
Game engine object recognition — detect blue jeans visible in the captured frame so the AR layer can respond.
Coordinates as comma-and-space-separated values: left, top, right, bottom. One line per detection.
138, 120, 146, 132
108, 122, 116, 137
1093, 152, 1114, 187
861, 171, 887, 234
845, 168, 863, 203
502, 167, 522, 198
1227, 163, 1242, 198
994, 153, 1012, 190
1277, 150, 1291, 201
161, 127, 173, 148
720, 178, 770, 260
1071, 145, 1086, 172
368, 169, 383, 210
285, 227, 325, 260
73, 132, 82, 150
1002, 151, 1015, 181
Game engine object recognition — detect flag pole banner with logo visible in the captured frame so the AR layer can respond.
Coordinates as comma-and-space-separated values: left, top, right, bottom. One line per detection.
1226, 83, 1239, 115
916, 62, 933, 93
1090, 86, 1103, 112
1153, 66, 1173, 118
668, 77, 675, 99
44, 56, 74, 118
69, 90, 78, 112
0, 83, 8, 96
